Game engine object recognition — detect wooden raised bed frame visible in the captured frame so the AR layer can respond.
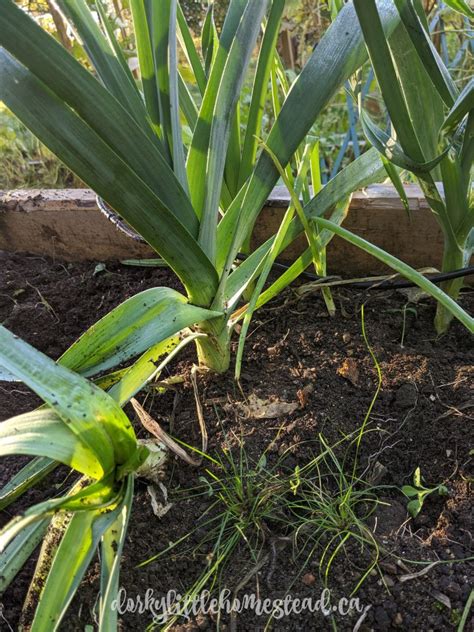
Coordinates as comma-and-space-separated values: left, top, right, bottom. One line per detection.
0, 184, 450, 275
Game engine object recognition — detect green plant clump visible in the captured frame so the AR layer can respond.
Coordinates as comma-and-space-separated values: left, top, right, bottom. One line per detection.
354, 0, 473, 333
402, 466, 449, 517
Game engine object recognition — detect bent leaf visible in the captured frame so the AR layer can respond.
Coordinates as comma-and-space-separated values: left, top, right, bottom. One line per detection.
442, 79, 474, 133
0, 409, 105, 478
360, 110, 449, 174
59, 287, 222, 377
308, 217, 474, 333
0, 326, 135, 467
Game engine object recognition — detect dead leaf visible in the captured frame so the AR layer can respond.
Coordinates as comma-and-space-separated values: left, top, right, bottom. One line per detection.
147, 483, 173, 518
368, 461, 388, 485
296, 384, 314, 408
238, 394, 299, 419
399, 561, 440, 583
430, 591, 451, 609
337, 358, 360, 386
132, 398, 200, 466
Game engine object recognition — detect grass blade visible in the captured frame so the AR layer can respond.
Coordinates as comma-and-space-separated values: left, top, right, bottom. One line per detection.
169, 0, 189, 191
108, 334, 206, 407
186, 0, 247, 217
387, 20, 446, 177
310, 218, 474, 332
202, 3, 218, 77
443, 79, 474, 133
353, 0, 426, 163
178, 71, 199, 130
393, 0, 457, 107
177, 2, 207, 95
223, 148, 386, 307
56, 0, 150, 128
382, 157, 411, 218
215, 0, 400, 279
30, 498, 127, 631
108, 336, 179, 406
443, 0, 474, 19
0, 477, 120, 553
0, 519, 49, 593
151, 0, 173, 164
95, 0, 138, 91
360, 109, 448, 174
129, 0, 161, 129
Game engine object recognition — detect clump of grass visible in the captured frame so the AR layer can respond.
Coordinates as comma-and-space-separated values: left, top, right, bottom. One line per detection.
140, 428, 385, 630
285, 435, 384, 592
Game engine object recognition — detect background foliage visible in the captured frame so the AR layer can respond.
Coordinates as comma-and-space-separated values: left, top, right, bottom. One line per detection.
1, 0, 472, 190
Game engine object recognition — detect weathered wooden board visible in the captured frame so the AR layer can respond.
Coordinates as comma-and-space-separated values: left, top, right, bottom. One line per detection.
0, 185, 451, 274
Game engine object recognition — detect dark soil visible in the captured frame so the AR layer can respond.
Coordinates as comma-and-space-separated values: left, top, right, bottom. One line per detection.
0, 252, 472, 632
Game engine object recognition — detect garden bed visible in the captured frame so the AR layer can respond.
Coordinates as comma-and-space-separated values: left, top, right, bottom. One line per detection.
0, 252, 472, 631
0, 185, 449, 274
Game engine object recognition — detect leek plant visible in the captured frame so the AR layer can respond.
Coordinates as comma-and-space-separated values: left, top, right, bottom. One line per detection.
354, 0, 474, 333
0, 0, 472, 384
0, 326, 168, 630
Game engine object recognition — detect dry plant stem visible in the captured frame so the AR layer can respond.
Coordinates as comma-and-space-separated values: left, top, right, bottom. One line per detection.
20, 512, 71, 630
399, 561, 442, 583
45, 0, 71, 51
191, 365, 209, 458
131, 398, 200, 467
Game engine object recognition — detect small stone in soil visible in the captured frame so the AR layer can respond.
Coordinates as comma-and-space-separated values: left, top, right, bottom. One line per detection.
301, 572, 316, 586
393, 612, 403, 626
